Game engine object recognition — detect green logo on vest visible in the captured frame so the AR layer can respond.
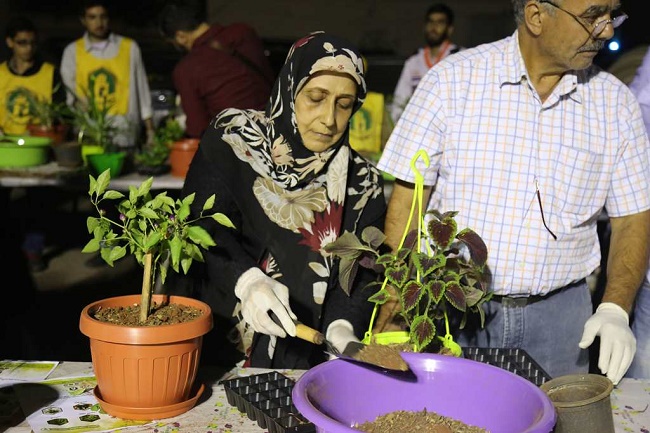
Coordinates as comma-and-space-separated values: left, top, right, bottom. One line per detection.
5, 87, 35, 126
88, 68, 117, 111
350, 107, 373, 140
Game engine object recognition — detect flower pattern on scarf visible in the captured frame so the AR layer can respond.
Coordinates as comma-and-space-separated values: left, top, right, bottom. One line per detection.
253, 177, 328, 232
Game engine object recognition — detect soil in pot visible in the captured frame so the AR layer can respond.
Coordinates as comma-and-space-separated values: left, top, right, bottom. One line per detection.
91, 301, 204, 326
355, 408, 488, 433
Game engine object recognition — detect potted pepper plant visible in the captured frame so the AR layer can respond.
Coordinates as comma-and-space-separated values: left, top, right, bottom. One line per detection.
23, 84, 72, 145
78, 168, 235, 420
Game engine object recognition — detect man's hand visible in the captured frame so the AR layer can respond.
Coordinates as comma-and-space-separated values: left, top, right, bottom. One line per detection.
579, 302, 636, 385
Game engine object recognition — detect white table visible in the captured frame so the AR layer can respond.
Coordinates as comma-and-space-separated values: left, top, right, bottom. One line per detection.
1, 361, 648, 433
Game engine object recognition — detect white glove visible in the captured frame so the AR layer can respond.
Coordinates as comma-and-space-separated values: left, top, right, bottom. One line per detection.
235, 267, 297, 338
326, 319, 359, 358
579, 302, 636, 385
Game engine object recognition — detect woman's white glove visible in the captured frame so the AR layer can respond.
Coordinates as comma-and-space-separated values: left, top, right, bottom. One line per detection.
579, 302, 636, 385
326, 319, 360, 358
235, 268, 297, 338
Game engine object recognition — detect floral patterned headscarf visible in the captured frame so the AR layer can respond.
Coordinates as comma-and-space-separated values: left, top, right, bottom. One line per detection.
215, 31, 367, 191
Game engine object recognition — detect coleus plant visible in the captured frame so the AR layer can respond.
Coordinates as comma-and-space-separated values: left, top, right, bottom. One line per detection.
324, 209, 491, 353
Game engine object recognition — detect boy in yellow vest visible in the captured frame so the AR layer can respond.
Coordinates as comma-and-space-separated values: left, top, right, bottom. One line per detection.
60, 0, 155, 153
0, 16, 64, 136
1, 16, 66, 272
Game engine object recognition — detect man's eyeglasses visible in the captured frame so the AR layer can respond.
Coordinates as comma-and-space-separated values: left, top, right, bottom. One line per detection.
538, 0, 627, 38
13, 39, 37, 47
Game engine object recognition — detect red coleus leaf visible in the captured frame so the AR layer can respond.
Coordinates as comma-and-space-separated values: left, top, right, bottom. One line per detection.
428, 279, 445, 304
386, 264, 409, 288
411, 316, 436, 351
444, 281, 467, 312
402, 280, 423, 312
457, 228, 488, 266
368, 286, 393, 305
428, 216, 457, 250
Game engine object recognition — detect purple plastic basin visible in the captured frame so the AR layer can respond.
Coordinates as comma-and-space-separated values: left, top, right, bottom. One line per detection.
292, 352, 556, 433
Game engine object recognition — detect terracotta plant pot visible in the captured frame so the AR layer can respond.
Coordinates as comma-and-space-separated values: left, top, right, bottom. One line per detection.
27, 123, 70, 145
79, 294, 213, 420
170, 138, 199, 178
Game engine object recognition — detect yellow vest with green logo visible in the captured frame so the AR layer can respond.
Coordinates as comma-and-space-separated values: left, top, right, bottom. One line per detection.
75, 38, 131, 115
0, 62, 54, 135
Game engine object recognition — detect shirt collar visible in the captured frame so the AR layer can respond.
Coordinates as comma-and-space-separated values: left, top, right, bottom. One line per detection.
499, 30, 581, 103
82, 32, 116, 53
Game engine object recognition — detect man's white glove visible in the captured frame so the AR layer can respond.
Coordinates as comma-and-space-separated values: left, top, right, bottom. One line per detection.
579, 302, 636, 385
235, 268, 297, 338
326, 319, 359, 359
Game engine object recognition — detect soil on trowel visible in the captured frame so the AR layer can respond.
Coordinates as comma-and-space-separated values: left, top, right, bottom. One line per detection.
353, 341, 412, 371
355, 408, 489, 433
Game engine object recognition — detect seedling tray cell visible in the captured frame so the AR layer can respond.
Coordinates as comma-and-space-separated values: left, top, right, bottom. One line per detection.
221, 372, 315, 433
464, 347, 552, 386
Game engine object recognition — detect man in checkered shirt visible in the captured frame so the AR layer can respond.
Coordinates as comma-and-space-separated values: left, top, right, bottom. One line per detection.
377, 0, 650, 386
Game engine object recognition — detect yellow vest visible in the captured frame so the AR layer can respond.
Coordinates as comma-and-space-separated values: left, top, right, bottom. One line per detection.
75, 38, 131, 115
0, 62, 54, 135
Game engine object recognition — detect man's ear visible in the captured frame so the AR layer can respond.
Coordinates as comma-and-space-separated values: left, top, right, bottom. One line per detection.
524, 0, 544, 36
5, 37, 12, 50
447, 25, 455, 38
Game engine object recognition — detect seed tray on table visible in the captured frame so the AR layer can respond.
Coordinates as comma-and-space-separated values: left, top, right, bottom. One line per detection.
464, 347, 552, 386
220, 371, 315, 433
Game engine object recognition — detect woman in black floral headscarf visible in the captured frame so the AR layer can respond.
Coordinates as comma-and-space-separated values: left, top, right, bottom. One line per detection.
168, 31, 386, 369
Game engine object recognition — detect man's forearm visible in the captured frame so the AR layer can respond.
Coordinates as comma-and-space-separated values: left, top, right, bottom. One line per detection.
384, 179, 432, 252
604, 209, 650, 313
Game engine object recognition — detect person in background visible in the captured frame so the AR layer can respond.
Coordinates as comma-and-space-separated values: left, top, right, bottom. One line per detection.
158, 3, 274, 139
389, 3, 461, 124
0, 16, 65, 136
623, 46, 650, 379
0, 16, 66, 272
166, 31, 386, 369
376, 0, 649, 386
60, 0, 155, 152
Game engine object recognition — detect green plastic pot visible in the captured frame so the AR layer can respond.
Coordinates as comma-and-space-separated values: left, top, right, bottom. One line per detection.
87, 152, 126, 178
0, 135, 52, 167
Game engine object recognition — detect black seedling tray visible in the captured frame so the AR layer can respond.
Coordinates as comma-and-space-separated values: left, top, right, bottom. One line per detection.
464, 347, 552, 386
220, 371, 315, 433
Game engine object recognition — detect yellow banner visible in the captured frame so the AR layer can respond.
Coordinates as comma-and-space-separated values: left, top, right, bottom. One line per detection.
349, 92, 384, 155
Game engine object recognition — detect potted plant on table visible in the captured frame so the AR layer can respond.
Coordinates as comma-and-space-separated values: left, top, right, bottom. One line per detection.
78, 168, 235, 420
134, 117, 184, 175
23, 84, 72, 145
325, 149, 492, 356
66, 86, 124, 176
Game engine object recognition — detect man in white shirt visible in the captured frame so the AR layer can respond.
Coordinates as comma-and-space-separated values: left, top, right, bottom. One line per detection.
60, 0, 154, 151
390, 3, 461, 124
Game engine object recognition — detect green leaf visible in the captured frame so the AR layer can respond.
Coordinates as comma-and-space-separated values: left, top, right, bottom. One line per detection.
82, 238, 100, 253
202, 194, 216, 211
137, 177, 154, 197
324, 231, 374, 258
144, 232, 162, 251
102, 190, 124, 200
108, 245, 127, 263
187, 225, 217, 248
96, 169, 111, 194
337, 257, 358, 296
86, 216, 100, 234
212, 212, 235, 229
139, 207, 159, 219
169, 236, 182, 269
360, 226, 386, 249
